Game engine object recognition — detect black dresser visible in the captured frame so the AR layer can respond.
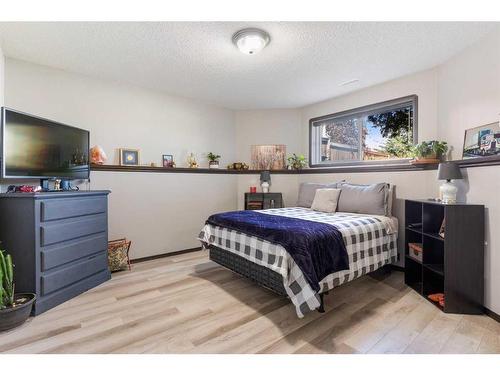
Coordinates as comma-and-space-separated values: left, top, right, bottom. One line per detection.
404, 199, 484, 314
0, 190, 111, 315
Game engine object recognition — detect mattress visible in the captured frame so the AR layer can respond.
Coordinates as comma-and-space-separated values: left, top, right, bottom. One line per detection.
199, 207, 398, 317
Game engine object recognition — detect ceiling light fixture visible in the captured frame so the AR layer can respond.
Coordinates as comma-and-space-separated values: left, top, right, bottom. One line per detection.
232, 28, 270, 55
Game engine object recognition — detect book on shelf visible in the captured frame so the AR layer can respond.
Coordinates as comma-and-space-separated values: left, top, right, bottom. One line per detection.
247, 201, 263, 209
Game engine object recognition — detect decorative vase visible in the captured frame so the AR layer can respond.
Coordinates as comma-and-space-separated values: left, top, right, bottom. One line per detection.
209, 161, 219, 169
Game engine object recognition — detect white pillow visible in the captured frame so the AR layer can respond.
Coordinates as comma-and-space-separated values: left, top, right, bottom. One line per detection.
311, 188, 341, 213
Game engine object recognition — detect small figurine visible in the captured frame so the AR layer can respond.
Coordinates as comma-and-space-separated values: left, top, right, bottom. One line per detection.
227, 162, 249, 170
187, 153, 199, 168
90, 145, 107, 165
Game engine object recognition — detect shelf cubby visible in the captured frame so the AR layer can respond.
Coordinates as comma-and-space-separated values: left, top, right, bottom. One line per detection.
422, 203, 444, 235
422, 235, 444, 265
405, 200, 423, 229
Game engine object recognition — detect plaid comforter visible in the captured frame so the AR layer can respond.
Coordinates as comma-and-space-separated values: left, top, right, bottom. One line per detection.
198, 207, 398, 318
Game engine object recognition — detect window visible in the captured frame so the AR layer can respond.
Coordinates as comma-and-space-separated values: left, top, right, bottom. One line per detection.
309, 95, 417, 167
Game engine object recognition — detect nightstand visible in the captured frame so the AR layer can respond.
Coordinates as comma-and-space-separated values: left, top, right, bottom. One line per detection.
244, 193, 283, 210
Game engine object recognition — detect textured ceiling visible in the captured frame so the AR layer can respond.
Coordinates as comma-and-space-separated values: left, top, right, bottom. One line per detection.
0, 22, 497, 109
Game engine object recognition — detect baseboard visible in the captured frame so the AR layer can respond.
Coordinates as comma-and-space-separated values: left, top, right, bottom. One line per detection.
131, 247, 202, 264
485, 307, 500, 323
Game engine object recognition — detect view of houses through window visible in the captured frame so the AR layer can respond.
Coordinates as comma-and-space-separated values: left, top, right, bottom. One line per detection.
310, 96, 417, 166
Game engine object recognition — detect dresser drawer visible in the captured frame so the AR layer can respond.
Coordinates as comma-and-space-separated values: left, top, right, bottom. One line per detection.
41, 234, 108, 271
40, 214, 107, 246
41, 252, 108, 295
41, 197, 107, 222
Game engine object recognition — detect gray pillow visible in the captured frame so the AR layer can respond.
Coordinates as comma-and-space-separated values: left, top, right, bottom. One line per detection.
297, 182, 342, 208
387, 185, 395, 216
337, 182, 389, 216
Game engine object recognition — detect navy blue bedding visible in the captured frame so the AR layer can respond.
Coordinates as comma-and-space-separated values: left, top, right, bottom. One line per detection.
206, 210, 349, 292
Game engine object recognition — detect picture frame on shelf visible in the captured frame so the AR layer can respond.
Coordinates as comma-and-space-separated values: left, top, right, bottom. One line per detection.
119, 148, 140, 166
250, 144, 286, 170
462, 121, 500, 159
162, 154, 175, 168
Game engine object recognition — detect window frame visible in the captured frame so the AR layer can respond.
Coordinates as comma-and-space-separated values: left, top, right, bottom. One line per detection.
308, 95, 418, 168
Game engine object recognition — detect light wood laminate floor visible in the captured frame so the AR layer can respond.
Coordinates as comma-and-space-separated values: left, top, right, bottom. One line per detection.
1, 250, 499, 354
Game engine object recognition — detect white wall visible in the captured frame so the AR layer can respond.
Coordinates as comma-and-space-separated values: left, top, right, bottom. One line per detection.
235, 109, 302, 165
300, 68, 439, 155
0, 46, 4, 106
436, 30, 500, 313
5, 59, 236, 168
91, 171, 237, 258
3, 58, 239, 259
233, 68, 440, 166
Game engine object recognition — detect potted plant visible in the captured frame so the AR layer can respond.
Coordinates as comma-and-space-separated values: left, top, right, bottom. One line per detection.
0, 248, 36, 331
287, 154, 307, 170
207, 152, 221, 169
411, 141, 448, 164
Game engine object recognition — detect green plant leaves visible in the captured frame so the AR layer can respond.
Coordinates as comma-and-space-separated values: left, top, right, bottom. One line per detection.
287, 153, 307, 170
413, 141, 448, 159
0, 249, 15, 309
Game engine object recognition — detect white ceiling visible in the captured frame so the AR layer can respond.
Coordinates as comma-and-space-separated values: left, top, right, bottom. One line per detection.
0, 22, 497, 110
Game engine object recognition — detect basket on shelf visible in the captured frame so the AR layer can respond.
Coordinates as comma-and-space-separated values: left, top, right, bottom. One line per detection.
408, 242, 423, 262
107, 238, 132, 272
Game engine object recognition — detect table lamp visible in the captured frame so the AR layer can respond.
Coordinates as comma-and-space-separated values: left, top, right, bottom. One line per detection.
438, 162, 463, 204
260, 171, 271, 193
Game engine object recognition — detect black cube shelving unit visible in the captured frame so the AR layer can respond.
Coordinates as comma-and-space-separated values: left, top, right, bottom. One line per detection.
404, 199, 484, 314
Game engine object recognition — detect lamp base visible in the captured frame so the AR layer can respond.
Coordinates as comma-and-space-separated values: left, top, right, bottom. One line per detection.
261, 182, 270, 193
440, 180, 458, 204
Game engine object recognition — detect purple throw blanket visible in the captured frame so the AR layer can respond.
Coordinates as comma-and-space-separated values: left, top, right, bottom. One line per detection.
206, 210, 349, 292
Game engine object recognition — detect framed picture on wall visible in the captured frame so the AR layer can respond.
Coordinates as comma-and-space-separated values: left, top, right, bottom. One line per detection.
162, 154, 174, 168
250, 144, 286, 170
462, 121, 500, 159
119, 148, 140, 166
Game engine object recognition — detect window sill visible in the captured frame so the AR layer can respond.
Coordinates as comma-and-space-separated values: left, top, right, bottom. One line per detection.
304, 161, 438, 174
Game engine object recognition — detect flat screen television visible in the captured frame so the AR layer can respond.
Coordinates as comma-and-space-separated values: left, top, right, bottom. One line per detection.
1, 108, 90, 180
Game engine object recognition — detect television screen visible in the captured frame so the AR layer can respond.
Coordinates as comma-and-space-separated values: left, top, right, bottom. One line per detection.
1, 108, 90, 179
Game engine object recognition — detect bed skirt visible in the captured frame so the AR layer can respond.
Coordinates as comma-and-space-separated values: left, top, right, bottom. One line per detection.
209, 245, 287, 297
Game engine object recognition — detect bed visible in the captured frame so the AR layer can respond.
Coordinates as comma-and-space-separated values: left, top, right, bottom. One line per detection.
199, 206, 398, 318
